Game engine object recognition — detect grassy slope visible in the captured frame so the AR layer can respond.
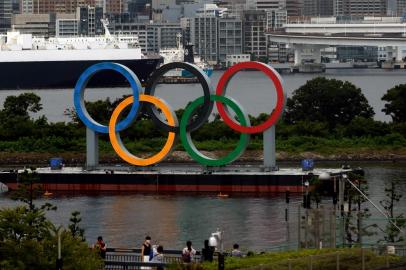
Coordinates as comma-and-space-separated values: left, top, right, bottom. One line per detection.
173, 249, 406, 270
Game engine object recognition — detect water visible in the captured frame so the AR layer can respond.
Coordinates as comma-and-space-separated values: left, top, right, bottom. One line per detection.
0, 162, 405, 251
0, 69, 405, 123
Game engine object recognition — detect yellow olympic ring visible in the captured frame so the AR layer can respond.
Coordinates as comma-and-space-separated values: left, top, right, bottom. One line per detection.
109, 95, 177, 166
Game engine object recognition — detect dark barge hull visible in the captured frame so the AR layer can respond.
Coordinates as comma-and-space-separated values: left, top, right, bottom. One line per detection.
0, 167, 362, 194
0, 58, 161, 90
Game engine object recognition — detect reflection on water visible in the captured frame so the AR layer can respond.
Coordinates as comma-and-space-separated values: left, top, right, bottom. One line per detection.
0, 163, 405, 251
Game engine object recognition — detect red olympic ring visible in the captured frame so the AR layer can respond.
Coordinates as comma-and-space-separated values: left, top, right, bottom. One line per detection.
215, 61, 285, 134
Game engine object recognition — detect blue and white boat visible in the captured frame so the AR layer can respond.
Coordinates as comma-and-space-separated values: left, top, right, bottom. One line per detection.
159, 34, 213, 78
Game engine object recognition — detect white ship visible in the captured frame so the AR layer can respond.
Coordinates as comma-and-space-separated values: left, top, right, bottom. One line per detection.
0, 20, 160, 89
159, 33, 213, 78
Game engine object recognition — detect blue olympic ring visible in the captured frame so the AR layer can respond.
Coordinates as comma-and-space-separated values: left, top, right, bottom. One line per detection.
73, 62, 142, 134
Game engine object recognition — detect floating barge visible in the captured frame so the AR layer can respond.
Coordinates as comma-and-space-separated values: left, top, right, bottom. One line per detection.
0, 165, 363, 194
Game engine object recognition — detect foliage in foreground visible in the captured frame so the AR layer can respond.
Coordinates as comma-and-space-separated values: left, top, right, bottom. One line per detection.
170, 249, 406, 270
0, 205, 103, 270
0, 170, 103, 270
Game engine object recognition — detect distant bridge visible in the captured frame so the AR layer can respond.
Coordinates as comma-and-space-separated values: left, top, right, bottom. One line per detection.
267, 23, 406, 65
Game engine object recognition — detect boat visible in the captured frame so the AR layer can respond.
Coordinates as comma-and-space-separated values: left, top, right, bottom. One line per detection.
159, 34, 213, 78
0, 20, 161, 90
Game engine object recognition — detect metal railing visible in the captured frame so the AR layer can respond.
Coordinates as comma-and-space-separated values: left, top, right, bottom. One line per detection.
104, 245, 406, 270
104, 248, 202, 270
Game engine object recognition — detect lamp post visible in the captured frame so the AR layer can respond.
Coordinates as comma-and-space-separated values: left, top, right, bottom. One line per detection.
304, 180, 310, 209
56, 228, 63, 270
303, 180, 310, 248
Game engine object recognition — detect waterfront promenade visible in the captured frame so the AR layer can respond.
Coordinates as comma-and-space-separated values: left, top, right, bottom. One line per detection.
102, 245, 406, 270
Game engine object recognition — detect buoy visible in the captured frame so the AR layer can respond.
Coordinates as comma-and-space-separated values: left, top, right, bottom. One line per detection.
217, 192, 229, 198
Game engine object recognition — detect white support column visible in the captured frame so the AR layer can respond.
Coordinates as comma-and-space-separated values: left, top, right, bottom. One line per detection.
396, 46, 403, 62
86, 127, 99, 169
313, 46, 322, 64
293, 44, 303, 66
263, 125, 276, 169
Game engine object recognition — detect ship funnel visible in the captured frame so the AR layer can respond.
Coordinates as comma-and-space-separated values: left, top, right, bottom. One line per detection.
184, 44, 194, 63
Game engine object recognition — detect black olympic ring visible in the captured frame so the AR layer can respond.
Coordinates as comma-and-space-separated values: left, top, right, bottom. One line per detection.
144, 62, 213, 133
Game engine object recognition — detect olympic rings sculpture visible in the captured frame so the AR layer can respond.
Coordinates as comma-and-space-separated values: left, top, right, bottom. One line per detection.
73, 61, 286, 167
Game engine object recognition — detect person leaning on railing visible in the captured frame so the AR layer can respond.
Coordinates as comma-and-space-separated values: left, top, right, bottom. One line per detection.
93, 236, 107, 259
182, 241, 197, 263
150, 246, 164, 270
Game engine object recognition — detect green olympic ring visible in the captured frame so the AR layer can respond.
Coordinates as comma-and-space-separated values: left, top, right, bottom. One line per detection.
180, 95, 251, 166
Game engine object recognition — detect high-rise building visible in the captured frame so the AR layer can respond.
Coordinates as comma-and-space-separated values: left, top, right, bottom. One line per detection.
151, 0, 175, 21
195, 3, 228, 17
218, 16, 243, 63
266, 8, 287, 30
128, 0, 151, 17
12, 13, 53, 36
148, 22, 183, 50
20, 0, 34, 13
0, 0, 13, 33
393, 0, 406, 16
78, 6, 104, 36
286, 0, 303, 16
190, 16, 218, 63
243, 9, 267, 61
266, 9, 287, 62
246, 0, 286, 10
108, 19, 182, 52
12, 0, 20, 13
55, 13, 77, 36
218, 0, 246, 16
303, 0, 334, 16
334, 0, 387, 16
22, 0, 97, 14
190, 12, 243, 65
105, 0, 125, 14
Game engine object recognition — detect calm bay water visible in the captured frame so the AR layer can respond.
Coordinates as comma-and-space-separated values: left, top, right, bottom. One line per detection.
0, 69, 405, 123
0, 162, 405, 251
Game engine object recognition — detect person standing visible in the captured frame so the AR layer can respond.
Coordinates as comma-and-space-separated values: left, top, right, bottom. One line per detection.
201, 240, 214, 262
151, 246, 164, 270
182, 240, 196, 263
141, 236, 152, 262
94, 236, 107, 259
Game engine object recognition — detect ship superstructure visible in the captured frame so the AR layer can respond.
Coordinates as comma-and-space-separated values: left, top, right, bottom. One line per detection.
159, 33, 213, 78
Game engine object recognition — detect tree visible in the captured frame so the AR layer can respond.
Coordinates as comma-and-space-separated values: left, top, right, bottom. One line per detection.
1, 93, 42, 119
380, 178, 406, 243
0, 207, 103, 270
342, 172, 376, 245
10, 169, 45, 211
284, 77, 374, 129
344, 117, 391, 137
0, 169, 102, 269
68, 211, 85, 241
382, 84, 406, 123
